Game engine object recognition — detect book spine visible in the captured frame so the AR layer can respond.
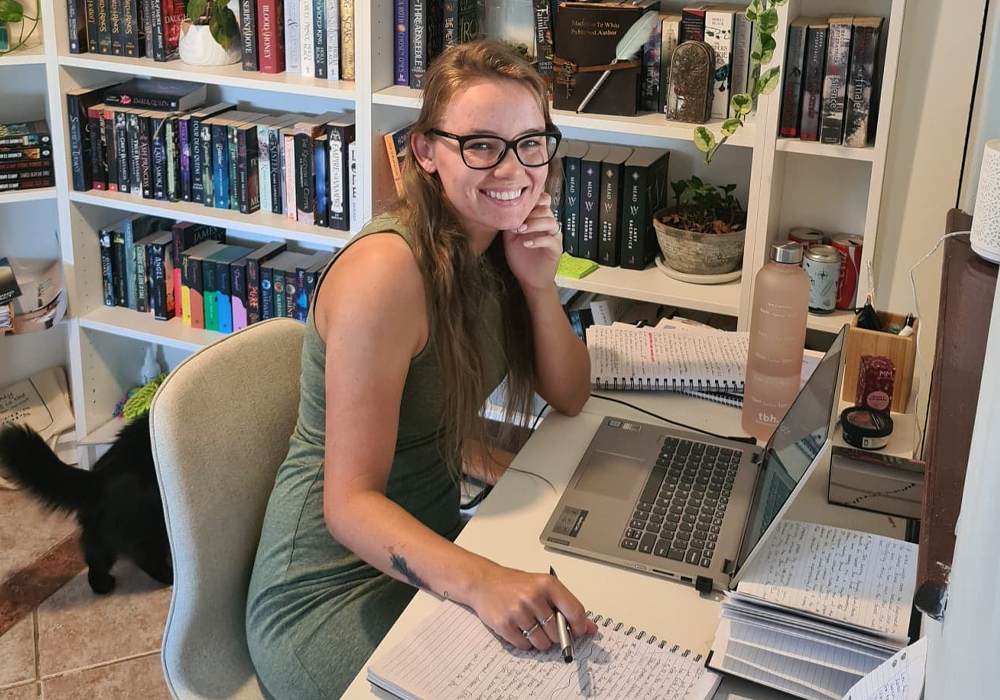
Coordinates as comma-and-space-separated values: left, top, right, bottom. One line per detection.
217, 259, 234, 333
300, 0, 315, 77
443, 0, 457, 49
111, 229, 128, 306
325, 0, 339, 80
99, 229, 115, 307
160, 0, 185, 61
114, 110, 130, 192
180, 250, 194, 325
85, 0, 98, 52
314, 136, 329, 226
339, 0, 354, 80
110, 0, 123, 55
242, 127, 262, 214
179, 116, 192, 201
212, 122, 229, 209
284, 0, 301, 73
260, 264, 275, 320
348, 140, 359, 231
149, 0, 166, 60
122, 220, 137, 309
257, 124, 273, 214
188, 255, 205, 329
151, 115, 167, 200
242, 0, 259, 71
166, 117, 180, 201
190, 116, 205, 203
294, 266, 309, 321
705, 10, 735, 119
619, 163, 646, 270
821, 19, 852, 145
312, 0, 326, 78
393, 0, 408, 86
67, 0, 86, 53
844, 21, 880, 148
779, 22, 807, 137
127, 111, 141, 195
138, 112, 152, 198
135, 239, 148, 312
409, 0, 426, 89
246, 257, 262, 324
532, 0, 553, 98
284, 267, 297, 318
258, 0, 286, 74
149, 240, 174, 320
203, 257, 219, 331
269, 126, 283, 213
578, 158, 601, 261
562, 152, 582, 257
327, 123, 353, 230
67, 94, 91, 191
284, 132, 297, 219
658, 17, 681, 116
87, 106, 107, 190
640, 18, 662, 113
730, 11, 752, 100
141, 0, 153, 58
680, 9, 705, 43
800, 26, 827, 141
103, 108, 118, 191
272, 267, 286, 318
295, 133, 316, 223
227, 124, 240, 210
598, 160, 622, 267
231, 260, 248, 330
96, 0, 112, 54
122, 0, 139, 57
200, 121, 214, 206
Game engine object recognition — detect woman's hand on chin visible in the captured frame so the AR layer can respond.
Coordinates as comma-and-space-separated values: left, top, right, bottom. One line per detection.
502, 193, 562, 295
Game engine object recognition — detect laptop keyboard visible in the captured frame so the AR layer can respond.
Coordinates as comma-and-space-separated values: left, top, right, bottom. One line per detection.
620, 437, 741, 569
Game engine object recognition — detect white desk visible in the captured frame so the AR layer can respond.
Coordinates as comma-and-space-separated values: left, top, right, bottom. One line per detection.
340, 393, 910, 700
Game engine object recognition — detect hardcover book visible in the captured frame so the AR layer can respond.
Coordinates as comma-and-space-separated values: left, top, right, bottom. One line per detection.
257, 0, 286, 73
598, 145, 633, 267
820, 16, 853, 145
560, 140, 590, 258
843, 17, 883, 148
578, 143, 611, 262
553, 1, 649, 116
729, 6, 752, 105
620, 147, 670, 270
103, 77, 207, 112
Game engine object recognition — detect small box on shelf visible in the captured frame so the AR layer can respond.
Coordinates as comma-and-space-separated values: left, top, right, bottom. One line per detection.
841, 310, 916, 414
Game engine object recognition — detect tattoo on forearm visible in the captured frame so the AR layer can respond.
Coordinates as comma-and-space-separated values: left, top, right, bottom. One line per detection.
390, 552, 429, 590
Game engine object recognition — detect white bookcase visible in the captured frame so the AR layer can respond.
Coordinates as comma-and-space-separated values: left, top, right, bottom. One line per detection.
3, 0, 904, 465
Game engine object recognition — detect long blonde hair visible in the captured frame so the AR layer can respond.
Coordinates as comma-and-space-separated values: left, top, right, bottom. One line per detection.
393, 40, 562, 480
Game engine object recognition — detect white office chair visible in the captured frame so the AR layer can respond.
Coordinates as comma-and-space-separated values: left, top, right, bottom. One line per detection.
149, 318, 305, 700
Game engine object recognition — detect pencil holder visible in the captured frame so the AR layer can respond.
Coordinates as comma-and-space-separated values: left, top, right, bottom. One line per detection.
841, 311, 917, 414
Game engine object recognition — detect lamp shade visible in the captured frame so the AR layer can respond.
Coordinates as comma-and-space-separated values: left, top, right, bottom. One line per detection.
971, 139, 1000, 264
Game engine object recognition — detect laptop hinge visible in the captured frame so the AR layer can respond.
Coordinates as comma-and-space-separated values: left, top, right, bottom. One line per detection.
695, 576, 714, 594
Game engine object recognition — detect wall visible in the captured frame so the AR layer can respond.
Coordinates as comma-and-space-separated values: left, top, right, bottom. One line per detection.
960, 0, 1000, 210
875, 0, 988, 420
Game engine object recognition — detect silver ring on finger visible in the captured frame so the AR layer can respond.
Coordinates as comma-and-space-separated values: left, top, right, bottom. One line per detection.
554, 222, 563, 237
521, 622, 541, 638
539, 613, 555, 626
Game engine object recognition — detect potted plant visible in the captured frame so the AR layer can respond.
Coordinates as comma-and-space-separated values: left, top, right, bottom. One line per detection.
179, 0, 240, 67
653, 176, 747, 278
0, 0, 40, 56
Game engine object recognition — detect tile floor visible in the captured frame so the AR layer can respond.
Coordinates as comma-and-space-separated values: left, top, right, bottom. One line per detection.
0, 487, 173, 699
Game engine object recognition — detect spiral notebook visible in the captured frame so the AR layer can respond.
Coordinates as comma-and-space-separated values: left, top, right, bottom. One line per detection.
367, 600, 721, 700
587, 325, 749, 392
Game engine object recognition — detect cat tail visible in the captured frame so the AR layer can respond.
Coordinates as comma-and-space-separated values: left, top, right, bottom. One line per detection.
0, 424, 98, 513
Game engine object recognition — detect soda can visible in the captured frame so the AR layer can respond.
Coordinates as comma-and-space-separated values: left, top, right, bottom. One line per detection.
831, 233, 864, 310
803, 245, 841, 314
788, 227, 825, 248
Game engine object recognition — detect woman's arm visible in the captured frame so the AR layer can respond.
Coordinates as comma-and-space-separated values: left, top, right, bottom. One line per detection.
462, 440, 516, 486
314, 235, 595, 651
523, 283, 591, 416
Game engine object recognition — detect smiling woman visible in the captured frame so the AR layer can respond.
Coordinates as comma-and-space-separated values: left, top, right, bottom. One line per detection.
245, 40, 595, 700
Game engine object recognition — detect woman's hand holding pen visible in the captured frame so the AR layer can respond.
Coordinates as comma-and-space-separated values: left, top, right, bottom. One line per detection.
466, 563, 597, 652
502, 193, 562, 295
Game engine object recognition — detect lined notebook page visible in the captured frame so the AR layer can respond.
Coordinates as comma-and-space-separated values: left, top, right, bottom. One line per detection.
367, 601, 721, 700
587, 326, 749, 391
842, 638, 927, 700
735, 521, 917, 639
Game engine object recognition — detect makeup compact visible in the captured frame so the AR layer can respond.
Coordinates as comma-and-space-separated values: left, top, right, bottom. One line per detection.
839, 406, 894, 450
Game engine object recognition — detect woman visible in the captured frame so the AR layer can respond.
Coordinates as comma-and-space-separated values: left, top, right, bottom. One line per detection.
246, 39, 596, 699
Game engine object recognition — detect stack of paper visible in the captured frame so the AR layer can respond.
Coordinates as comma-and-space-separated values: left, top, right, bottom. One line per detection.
709, 521, 919, 700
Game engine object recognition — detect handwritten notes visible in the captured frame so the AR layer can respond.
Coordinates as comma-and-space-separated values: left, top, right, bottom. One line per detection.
367, 602, 720, 700
843, 638, 927, 700
736, 521, 917, 639
587, 325, 749, 391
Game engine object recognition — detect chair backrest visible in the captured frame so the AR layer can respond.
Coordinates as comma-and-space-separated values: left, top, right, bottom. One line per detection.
150, 318, 305, 700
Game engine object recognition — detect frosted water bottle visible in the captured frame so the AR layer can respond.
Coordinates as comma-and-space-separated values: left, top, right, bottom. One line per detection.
741, 243, 810, 442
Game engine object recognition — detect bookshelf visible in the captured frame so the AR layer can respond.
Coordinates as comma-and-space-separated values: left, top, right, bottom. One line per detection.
18, 0, 905, 464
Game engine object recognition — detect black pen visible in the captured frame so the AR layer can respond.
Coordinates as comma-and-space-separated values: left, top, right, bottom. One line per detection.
549, 566, 573, 663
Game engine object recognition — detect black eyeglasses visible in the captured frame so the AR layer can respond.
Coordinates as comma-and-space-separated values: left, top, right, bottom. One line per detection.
429, 129, 562, 170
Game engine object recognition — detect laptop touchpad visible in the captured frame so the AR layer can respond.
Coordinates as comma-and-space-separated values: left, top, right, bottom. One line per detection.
575, 451, 646, 500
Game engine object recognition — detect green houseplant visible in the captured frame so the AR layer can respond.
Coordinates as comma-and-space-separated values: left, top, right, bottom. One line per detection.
179, 0, 240, 66
694, 0, 788, 163
652, 176, 748, 277
0, 0, 40, 56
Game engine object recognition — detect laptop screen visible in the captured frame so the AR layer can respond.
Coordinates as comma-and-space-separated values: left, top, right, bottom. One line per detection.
734, 326, 847, 571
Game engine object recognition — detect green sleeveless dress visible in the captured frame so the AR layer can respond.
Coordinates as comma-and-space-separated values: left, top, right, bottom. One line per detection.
246, 214, 509, 700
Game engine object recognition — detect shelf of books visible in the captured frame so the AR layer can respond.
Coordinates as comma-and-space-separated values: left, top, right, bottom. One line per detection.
775, 139, 877, 162
0, 187, 58, 204
0, 43, 47, 66
79, 305, 216, 352
71, 191, 356, 247
58, 54, 357, 101
556, 266, 741, 318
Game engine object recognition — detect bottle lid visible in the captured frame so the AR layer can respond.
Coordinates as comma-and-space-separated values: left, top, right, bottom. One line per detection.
771, 242, 803, 264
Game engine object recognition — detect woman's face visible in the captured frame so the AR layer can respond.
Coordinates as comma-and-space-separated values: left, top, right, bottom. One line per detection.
413, 78, 550, 250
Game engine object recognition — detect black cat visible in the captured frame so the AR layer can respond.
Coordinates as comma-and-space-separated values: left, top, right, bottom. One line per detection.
0, 415, 172, 594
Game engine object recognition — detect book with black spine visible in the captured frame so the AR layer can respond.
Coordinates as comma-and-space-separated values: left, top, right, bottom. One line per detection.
597, 145, 633, 267
409, 0, 444, 90
326, 114, 356, 231
127, 109, 143, 195
65, 82, 118, 191
241, 0, 259, 71
137, 110, 153, 198
66, 0, 88, 53
109, 0, 124, 56
843, 17, 884, 148
244, 241, 287, 325
619, 147, 670, 271
84, 0, 98, 52
103, 78, 208, 112
103, 107, 118, 192
779, 17, 810, 137
86, 104, 107, 190
560, 140, 589, 258
122, 0, 143, 57
114, 108, 130, 193
312, 0, 326, 78
578, 143, 612, 262
799, 19, 828, 141
189, 103, 236, 205
820, 16, 853, 145
95, 0, 112, 54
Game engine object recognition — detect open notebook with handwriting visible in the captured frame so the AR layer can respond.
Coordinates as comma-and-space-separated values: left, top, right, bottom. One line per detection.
367, 601, 721, 700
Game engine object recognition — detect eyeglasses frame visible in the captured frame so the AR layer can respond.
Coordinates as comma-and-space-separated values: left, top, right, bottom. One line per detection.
428, 128, 563, 170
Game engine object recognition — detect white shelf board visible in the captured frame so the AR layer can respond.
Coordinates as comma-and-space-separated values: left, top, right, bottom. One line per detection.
0, 187, 57, 204
372, 86, 756, 147
776, 138, 876, 162
557, 265, 741, 316
0, 44, 46, 66
57, 54, 357, 101
70, 191, 353, 247
807, 309, 855, 333
79, 306, 219, 352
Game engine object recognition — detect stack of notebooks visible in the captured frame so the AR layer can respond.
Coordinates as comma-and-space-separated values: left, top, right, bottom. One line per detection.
708, 520, 919, 700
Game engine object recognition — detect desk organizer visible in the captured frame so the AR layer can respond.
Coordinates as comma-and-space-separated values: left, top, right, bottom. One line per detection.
841, 311, 917, 414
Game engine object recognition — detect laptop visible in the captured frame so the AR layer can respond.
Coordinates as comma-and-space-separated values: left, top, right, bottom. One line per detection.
540, 326, 847, 593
